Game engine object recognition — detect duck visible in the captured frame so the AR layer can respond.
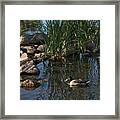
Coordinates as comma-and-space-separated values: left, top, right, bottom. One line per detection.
65, 76, 90, 87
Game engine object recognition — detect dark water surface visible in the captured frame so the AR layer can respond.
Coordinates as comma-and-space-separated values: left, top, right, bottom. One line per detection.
20, 55, 100, 100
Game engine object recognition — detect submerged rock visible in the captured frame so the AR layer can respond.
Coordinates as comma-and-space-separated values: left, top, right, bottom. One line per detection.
20, 60, 39, 75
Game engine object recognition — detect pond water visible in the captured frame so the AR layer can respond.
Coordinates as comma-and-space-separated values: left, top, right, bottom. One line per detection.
20, 55, 100, 100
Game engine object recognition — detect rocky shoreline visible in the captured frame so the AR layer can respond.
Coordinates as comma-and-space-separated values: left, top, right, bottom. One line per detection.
20, 34, 48, 88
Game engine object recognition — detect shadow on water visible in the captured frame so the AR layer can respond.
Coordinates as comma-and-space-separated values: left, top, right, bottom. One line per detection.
20, 54, 100, 100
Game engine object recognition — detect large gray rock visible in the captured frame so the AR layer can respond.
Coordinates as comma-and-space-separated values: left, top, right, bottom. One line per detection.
20, 33, 46, 46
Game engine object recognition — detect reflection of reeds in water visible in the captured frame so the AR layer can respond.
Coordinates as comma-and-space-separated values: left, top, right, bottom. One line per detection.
46, 56, 100, 100
20, 54, 100, 100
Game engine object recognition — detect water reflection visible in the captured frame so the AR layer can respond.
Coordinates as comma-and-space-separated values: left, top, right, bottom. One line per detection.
20, 55, 100, 100
36, 60, 49, 80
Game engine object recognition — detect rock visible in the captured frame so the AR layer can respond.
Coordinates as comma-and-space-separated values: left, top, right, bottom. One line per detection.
34, 53, 41, 59
37, 45, 47, 52
20, 75, 36, 81
21, 46, 35, 54
33, 52, 45, 62
34, 49, 40, 54
20, 53, 28, 61
84, 40, 95, 53
33, 53, 42, 63
20, 79, 40, 88
20, 35, 24, 44
34, 45, 38, 49
40, 52, 45, 58
20, 33, 46, 46
20, 47, 27, 53
20, 60, 39, 75
33, 59, 42, 65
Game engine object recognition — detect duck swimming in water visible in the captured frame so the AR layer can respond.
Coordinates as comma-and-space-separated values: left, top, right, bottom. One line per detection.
65, 76, 90, 87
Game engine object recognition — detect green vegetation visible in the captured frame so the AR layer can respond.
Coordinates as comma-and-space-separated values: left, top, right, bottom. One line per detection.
20, 20, 100, 59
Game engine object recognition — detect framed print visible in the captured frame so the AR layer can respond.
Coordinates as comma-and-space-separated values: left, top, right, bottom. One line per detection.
0, 0, 119, 119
